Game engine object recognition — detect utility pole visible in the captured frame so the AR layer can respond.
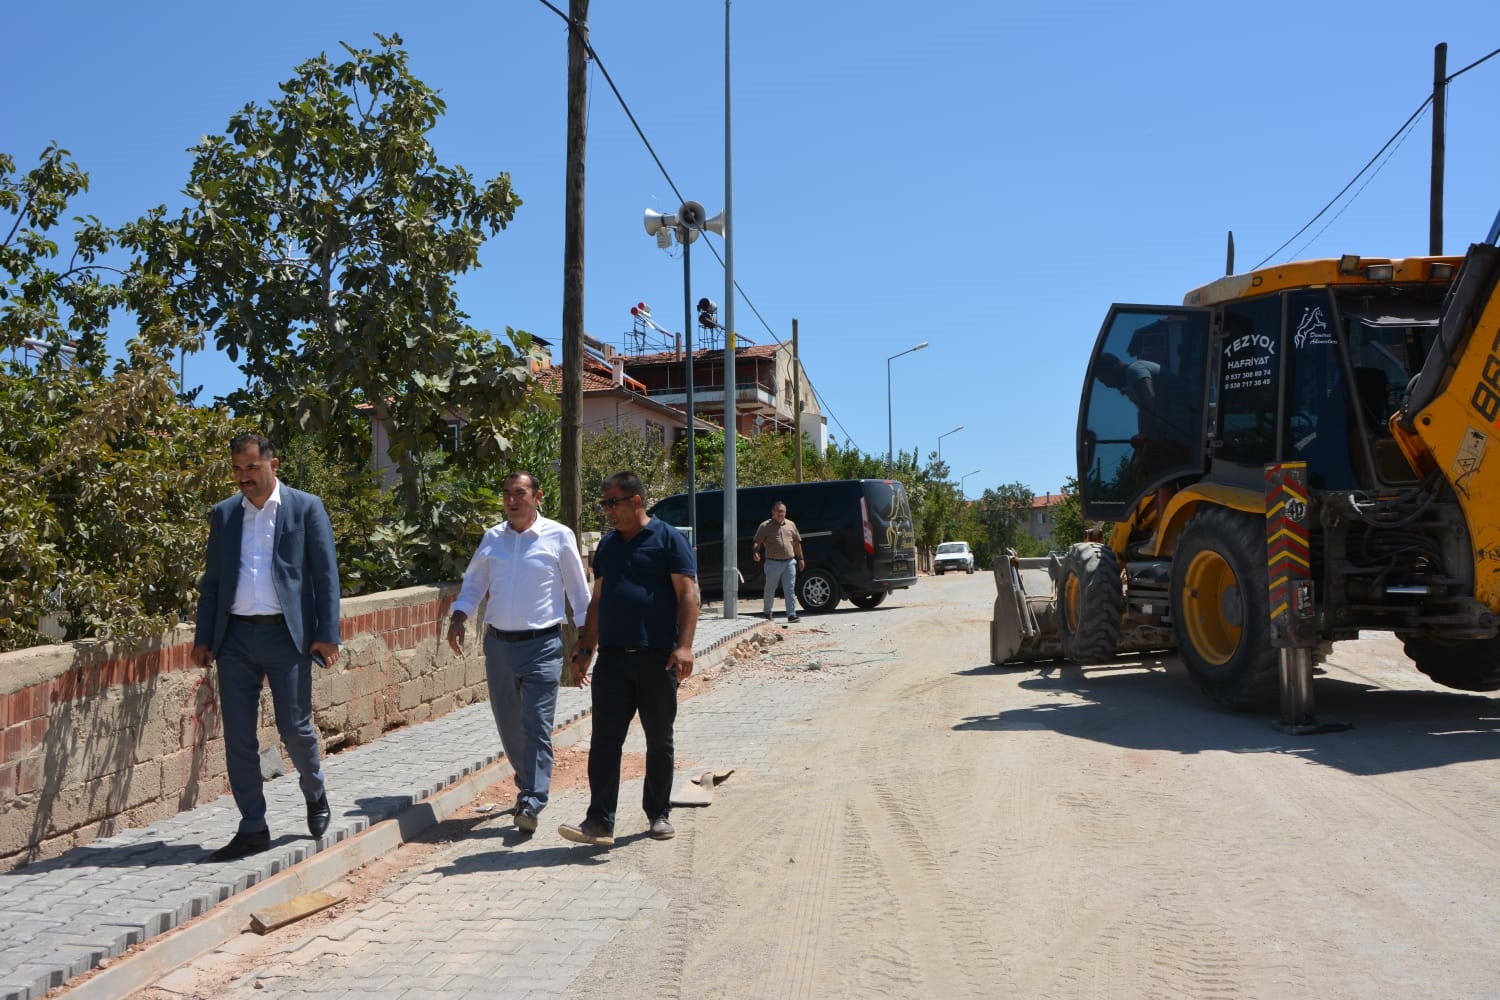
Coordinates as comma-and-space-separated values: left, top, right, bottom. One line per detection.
793, 318, 802, 482
1430, 42, 1446, 256
721, 0, 738, 617
561, 0, 589, 535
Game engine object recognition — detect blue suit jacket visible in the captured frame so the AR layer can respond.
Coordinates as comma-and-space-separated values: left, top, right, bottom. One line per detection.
194, 484, 342, 655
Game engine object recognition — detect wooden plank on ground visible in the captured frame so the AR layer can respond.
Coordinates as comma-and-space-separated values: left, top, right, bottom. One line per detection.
249, 890, 344, 935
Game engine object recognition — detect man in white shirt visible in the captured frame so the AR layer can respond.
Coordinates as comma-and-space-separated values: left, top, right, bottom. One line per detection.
447, 472, 590, 834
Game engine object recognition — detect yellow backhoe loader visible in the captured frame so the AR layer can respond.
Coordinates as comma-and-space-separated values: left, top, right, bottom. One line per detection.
993, 215, 1500, 707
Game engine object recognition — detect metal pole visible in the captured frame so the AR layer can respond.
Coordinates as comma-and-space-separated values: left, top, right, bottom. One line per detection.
684, 236, 697, 553
793, 318, 802, 483
885, 342, 927, 476
886, 354, 894, 476
721, 0, 738, 617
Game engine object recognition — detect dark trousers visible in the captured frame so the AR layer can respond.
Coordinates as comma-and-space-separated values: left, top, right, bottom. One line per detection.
586, 647, 679, 829
217, 618, 325, 834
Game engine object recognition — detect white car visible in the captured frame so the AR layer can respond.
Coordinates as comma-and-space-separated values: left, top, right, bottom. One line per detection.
934, 541, 975, 575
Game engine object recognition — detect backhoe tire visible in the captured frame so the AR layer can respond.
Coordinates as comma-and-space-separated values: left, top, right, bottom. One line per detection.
1172, 507, 1277, 709
1400, 634, 1500, 691
796, 567, 841, 614
1057, 543, 1124, 665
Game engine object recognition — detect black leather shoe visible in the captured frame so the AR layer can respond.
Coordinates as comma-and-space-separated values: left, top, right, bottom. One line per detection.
515, 805, 539, 835
207, 830, 271, 862
307, 794, 332, 838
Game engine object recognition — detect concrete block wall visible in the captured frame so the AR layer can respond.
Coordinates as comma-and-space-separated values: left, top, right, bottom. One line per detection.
0, 585, 486, 871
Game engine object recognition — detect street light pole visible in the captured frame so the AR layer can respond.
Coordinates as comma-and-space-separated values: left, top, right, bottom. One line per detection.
960, 469, 981, 500
937, 424, 964, 464
643, 202, 724, 557
886, 340, 929, 476
682, 235, 696, 551
721, 0, 738, 618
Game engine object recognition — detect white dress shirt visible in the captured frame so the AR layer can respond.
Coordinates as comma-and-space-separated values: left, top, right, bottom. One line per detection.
450, 514, 590, 631
230, 480, 284, 615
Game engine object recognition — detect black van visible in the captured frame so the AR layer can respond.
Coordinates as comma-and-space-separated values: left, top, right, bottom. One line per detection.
648, 480, 918, 613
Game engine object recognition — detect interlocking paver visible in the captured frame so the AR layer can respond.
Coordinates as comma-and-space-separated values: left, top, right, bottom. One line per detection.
0, 611, 765, 999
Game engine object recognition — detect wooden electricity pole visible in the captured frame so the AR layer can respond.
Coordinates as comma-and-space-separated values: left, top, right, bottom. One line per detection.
1430, 42, 1446, 256
561, 0, 589, 534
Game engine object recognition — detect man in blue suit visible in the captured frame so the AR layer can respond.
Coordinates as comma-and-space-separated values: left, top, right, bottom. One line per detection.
191, 433, 343, 862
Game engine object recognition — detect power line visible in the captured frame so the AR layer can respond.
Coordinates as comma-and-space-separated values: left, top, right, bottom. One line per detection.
533, 0, 861, 452
1254, 44, 1500, 270
1252, 95, 1432, 270
1292, 105, 1428, 259
1449, 45, 1500, 80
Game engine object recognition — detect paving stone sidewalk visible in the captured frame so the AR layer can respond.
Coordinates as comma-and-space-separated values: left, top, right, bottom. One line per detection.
0, 612, 764, 1000
194, 610, 859, 1000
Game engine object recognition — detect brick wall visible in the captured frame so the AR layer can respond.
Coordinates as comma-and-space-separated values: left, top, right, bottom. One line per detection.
0, 585, 490, 871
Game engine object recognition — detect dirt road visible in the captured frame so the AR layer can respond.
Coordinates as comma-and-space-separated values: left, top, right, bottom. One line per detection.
134, 571, 1500, 998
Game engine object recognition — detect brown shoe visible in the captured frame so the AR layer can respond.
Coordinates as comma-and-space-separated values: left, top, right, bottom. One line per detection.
649, 815, 676, 840
559, 817, 614, 847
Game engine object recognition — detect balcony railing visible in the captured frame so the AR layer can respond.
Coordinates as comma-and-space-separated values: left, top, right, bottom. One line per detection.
643, 377, 772, 396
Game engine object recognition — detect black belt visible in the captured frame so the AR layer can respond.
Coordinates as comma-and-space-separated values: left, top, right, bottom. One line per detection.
765, 556, 796, 561
599, 645, 663, 655
230, 613, 285, 626
487, 623, 562, 642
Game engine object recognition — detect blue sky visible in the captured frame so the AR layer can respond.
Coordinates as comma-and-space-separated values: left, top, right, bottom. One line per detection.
6, 1, 1498, 498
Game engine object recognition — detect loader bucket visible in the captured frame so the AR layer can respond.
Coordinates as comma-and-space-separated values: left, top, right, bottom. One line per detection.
991, 552, 1065, 663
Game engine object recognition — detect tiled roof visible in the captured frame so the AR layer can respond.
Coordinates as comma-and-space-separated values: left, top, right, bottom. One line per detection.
1031, 492, 1068, 508
533, 360, 648, 394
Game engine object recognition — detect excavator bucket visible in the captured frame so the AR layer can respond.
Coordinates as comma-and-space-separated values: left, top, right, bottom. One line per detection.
991, 547, 1176, 665
990, 552, 1065, 663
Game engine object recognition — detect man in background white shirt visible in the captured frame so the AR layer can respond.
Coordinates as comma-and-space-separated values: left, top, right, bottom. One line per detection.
446, 472, 590, 834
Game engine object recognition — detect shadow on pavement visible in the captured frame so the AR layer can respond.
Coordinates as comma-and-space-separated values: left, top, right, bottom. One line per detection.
952, 653, 1500, 776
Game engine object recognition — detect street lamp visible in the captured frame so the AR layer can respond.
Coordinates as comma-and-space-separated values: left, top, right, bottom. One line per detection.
886, 340, 929, 475
937, 424, 964, 464
960, 469, 981, 500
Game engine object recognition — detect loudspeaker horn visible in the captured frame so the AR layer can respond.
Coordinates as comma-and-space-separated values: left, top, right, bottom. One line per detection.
643, 208, 672, 236
703, 211, 725, 237
677, 201, 706, 230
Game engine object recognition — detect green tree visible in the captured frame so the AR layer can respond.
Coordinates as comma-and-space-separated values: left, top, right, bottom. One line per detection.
0, 144, 135, 369
693, 428, 822, 490
1050, 476, 1088, 548
129, 34, 532, 516
578, 425, 682, 534
1, 145, 237, 650
975, 482, 1036, 559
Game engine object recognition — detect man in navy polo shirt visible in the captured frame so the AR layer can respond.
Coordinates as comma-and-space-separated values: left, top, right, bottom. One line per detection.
559, 470, 698, 847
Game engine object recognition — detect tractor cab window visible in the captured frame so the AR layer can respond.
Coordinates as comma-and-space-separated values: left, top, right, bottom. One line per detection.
1079, 306, 1210, 520
1338, 297, 1442, 437
1284, 289, 1358, 490
1216, 295, 1282, 468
